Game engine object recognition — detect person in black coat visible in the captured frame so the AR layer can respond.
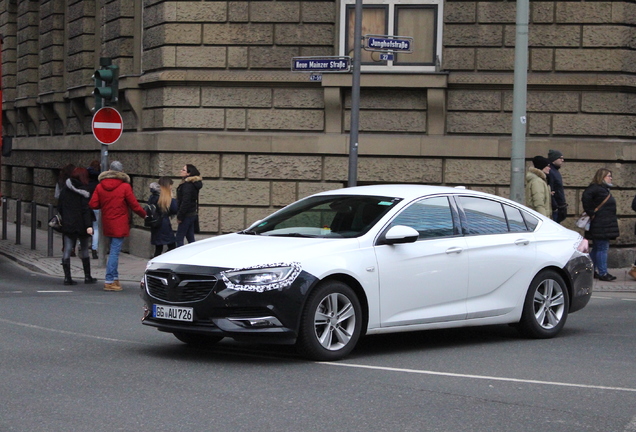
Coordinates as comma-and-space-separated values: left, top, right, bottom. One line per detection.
581, 168, 619, 281
176, 164, 202, 247
148, 176, 178, 257
57, 167, 97, 285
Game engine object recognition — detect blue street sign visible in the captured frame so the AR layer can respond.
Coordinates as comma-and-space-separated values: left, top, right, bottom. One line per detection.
379, 53, 394, 61
291, 57, 351, 73
365, 35, 413, 53
309, 74, 323, 82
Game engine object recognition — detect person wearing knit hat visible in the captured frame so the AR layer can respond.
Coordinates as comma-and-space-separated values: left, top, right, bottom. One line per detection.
546, 149, 567, 223
525, 156, 552, 217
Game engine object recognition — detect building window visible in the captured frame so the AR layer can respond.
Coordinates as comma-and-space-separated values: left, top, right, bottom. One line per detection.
340, 0, 443, 72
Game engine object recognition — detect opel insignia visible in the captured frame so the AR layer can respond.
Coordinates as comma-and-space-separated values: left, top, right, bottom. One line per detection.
140, 185, 593, 361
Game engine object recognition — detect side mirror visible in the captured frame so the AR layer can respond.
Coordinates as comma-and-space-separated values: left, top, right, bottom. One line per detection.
379, 225, 419, 245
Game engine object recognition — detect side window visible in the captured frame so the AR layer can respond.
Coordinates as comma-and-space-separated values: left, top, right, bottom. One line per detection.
390, 196, 455, 239
458, 196, 508, 235
504, 204, 528, 232
522, 212, 540, 231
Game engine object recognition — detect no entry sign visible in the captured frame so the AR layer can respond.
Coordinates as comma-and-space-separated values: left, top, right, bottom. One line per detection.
92, 107, 123, 145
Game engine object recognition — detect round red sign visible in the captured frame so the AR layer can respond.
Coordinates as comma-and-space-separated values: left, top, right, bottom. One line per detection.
92, 107, 123, 145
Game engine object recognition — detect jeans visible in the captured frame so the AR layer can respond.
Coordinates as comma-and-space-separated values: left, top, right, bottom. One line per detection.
105, 237, 124, 283
92, 210, 100, 250
176, 215, 197, 247
590, 239, 609, 276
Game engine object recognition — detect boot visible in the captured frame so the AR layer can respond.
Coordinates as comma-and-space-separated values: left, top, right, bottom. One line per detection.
91, 249, 98, 260
628, 265, 636, 281
82, 258, 97, 284
62, 259, 77, 286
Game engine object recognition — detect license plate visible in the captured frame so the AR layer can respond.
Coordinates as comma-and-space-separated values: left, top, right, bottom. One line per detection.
153, 305, 193, 322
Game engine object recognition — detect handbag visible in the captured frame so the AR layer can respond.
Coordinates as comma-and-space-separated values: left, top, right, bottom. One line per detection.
577, 194, 611, 231
48, 213, 63, 232
575, 213, 590, 230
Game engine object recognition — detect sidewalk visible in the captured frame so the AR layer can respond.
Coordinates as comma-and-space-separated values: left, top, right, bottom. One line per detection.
0, 222, 147, 284
0, 221, 635, 292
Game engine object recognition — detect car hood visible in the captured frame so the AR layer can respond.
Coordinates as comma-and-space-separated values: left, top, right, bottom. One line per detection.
149, 233, 361, 269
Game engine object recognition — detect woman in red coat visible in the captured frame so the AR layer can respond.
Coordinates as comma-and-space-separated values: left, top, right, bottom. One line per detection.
89, 161, 146, 291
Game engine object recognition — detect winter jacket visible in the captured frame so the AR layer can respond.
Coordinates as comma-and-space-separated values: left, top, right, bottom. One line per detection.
581, 182, 619, 240
547, 163, 567, 222
89, 170, 147, 238
176, 176, 202, 221
148, 191, 178, 246
525, 167, 552, 218
58, 178, 93, 238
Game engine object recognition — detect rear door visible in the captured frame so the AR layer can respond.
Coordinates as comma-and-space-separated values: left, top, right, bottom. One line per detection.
455, 196, 537, 319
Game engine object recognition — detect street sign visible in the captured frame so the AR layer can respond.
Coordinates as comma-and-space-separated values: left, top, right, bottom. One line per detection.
364, 35, 414, 53
291, 56, 351, 73
379, 53, 394, 61
92, 107, 123, 145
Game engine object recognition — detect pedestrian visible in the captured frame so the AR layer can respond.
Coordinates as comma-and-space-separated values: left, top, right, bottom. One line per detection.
176, 164, 202, 247
525, 156, 552, 218
89, 161, 146, 291
87, 160, 101, 260
581, 168, 619, 281
57, 167, 97, 285
148, 177, 178, 257
547, 149, 567, 223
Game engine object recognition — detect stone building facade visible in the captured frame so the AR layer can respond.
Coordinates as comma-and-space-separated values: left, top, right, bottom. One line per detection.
1, 0, 635, 262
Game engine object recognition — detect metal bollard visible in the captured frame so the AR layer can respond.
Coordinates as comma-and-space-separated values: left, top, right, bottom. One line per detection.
15, 199, 21, 245
31, 201, 37, 250
1, 197, 7, 240
47, 204, 54, 257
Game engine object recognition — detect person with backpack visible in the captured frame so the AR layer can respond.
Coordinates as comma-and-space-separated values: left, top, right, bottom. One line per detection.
146, 176, 178, 257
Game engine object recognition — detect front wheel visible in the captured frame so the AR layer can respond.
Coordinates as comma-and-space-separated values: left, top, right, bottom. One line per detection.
518, 270, 569, 339
297, 280, 363, 361
173, 332, 223, 347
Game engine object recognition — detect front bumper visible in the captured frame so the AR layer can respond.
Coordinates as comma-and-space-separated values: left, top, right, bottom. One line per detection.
140, 263, 317, 345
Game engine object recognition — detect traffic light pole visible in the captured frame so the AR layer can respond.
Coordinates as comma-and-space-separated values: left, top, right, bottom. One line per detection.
93, 57, 118, 268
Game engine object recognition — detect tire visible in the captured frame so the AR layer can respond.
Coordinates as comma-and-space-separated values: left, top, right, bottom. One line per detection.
173, 332, 223, 347
296, 280, 363, 361
518, 270, 569, 339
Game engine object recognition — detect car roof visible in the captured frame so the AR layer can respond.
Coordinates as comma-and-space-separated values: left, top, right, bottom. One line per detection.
314, 184, 495, 201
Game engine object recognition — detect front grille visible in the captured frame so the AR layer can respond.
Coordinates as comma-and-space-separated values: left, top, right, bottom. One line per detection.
145, 271, 218, 303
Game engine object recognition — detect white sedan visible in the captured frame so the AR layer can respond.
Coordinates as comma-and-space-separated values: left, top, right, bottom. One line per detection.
141, 185, 593, 361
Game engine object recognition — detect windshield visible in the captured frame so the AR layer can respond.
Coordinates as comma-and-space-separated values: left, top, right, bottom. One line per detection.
243, 195, 402, 238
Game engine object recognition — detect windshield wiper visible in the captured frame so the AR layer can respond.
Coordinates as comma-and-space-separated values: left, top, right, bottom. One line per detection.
268, 233, 319, 238
237, 229, 258, 235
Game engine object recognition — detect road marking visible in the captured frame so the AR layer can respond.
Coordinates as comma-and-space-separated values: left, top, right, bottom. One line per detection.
0, 317, 152, 345
37, 290, 73, 293
320, 362, 636, 393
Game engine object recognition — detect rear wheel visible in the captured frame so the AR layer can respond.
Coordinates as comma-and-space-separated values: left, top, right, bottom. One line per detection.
297, 280, 362, 361
173, 332, 223, 347
518, 270, 569, 338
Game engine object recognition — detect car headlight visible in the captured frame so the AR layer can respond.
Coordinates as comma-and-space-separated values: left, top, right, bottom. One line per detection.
221, 262, 302, 292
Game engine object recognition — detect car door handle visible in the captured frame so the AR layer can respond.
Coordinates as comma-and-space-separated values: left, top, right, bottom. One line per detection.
445, 247, 463, 254
514, 239, 530, 246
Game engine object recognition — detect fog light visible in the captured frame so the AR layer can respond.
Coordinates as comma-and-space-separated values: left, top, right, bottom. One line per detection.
228, 316, 283, 328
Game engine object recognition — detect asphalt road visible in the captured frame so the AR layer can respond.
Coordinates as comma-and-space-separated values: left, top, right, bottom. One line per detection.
1, 255, 635, 432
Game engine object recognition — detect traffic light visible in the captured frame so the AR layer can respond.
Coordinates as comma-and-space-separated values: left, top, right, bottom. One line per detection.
92, 58, 119, 110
